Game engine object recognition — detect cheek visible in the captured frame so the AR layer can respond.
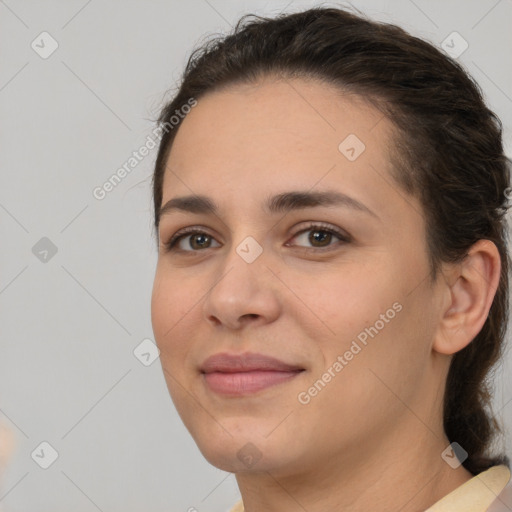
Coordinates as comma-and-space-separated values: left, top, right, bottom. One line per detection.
151, 270, 194, 356
151, 272, 198, 409
298, 299, 427, 443
326, 285, 435, 419
288, 259, 396, 343
300, 256, 428, 377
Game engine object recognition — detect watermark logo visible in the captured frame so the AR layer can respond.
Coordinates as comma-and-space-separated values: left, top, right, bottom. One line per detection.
441, 31, 469, 59
31, 441, 59, 469
133, 338, 160, 366
31, 31, 59, 59
32, 237, 58, 263
441, 442, 468, 469
237, 442, 262, 468
338, 134, 366, 161
236, 236, 263, 263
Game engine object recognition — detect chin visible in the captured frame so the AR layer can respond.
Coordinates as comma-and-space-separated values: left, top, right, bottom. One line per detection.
175, 398, 305, 470
192, 426, 302, 475
200, 447, 279, 473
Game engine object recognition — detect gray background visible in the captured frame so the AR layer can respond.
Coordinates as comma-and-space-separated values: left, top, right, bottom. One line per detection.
0, 1, 511, 511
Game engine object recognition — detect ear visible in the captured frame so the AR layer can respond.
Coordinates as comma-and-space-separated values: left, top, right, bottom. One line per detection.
433, 239, 501, 355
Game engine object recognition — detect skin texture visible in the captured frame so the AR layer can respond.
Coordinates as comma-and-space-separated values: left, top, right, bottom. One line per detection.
151, 76, 501, 512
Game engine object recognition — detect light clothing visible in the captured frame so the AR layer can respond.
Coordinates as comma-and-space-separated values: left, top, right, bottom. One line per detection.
426, 465, 512, 512
229, 464, 512, 512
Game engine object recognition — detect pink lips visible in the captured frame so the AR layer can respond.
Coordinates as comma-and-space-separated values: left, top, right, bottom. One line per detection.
200, 352, 304, 396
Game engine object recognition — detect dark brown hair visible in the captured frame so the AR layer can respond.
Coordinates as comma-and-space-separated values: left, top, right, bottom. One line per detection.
152, 6, 511, 474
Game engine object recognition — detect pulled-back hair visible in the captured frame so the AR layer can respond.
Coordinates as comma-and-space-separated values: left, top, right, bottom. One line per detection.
152, 6, 511, 475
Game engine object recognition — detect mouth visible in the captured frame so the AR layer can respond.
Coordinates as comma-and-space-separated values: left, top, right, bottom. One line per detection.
200, 352, 305, 396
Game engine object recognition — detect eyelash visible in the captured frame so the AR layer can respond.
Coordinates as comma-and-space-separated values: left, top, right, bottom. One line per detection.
163, 222, 351, 254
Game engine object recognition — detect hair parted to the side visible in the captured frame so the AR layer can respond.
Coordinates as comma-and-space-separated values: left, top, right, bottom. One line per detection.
152, 6, 511, 475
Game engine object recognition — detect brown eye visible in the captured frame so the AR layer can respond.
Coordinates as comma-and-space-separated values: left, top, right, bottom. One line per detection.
289, 224, 350, 251
165, 229, 221, 252
164, 223, 350, 254
187, 233, 213, 250
308, 229, 333, 247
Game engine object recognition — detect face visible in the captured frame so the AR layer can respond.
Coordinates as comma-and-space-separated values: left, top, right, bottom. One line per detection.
151, 77, 445, 477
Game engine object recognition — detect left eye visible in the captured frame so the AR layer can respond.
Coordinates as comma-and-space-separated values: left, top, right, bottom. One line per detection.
164, 224, 349, 253
288, 225, 349, 250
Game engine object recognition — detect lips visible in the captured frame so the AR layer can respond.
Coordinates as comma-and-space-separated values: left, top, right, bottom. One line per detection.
200, 352, 305, 395
201, 352, 304, 373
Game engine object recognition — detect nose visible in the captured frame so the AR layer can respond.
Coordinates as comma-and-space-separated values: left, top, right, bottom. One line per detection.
201, 243, 282, 331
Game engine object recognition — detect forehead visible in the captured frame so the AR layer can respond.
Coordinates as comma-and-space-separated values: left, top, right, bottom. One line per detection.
160, 77, 411, 223
168, 76, 388, 169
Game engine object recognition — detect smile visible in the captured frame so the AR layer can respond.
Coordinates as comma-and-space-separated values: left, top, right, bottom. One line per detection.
203, 369, 304, 395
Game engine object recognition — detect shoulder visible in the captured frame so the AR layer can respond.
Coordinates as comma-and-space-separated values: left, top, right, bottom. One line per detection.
228, 499, 244, 512
423, 465, 511, 512
487, 467, 512, 511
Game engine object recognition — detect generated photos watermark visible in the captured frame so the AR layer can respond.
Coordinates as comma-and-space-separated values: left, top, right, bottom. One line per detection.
92, 97, 198, 201
298, 301, 403, 405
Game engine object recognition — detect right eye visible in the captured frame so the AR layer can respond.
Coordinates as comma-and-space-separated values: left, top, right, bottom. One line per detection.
164, 228, 221, 253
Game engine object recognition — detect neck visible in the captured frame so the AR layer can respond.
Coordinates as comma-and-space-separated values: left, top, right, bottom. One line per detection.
234, 418, 473, 512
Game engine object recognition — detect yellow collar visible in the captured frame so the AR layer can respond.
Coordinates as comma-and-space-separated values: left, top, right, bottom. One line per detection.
425, 464, 511, 511
229, 465, 511, 512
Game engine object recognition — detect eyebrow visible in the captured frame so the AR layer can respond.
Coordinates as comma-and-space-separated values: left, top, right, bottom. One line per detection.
158, 190, 378, 222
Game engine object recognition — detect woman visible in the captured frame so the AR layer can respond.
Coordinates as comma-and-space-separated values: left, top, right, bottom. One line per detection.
150, 6, 512, 511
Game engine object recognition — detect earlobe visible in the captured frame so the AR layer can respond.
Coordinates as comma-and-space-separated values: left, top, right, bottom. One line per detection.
433, 239, 501, 356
